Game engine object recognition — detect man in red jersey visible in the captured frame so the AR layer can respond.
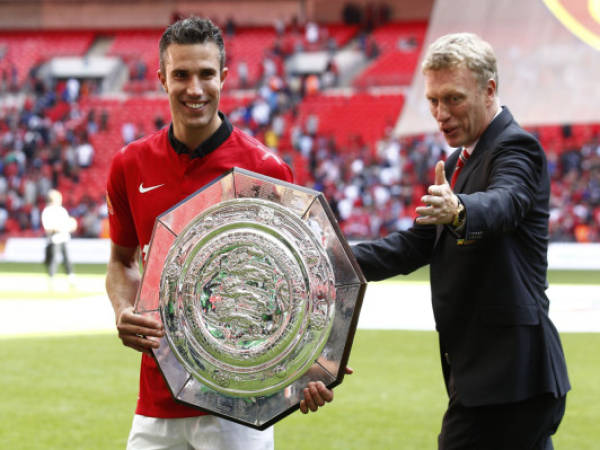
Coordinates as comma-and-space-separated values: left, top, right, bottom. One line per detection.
106, 17, 335, 450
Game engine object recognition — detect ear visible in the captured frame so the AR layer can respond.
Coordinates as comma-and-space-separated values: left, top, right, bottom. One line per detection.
486, 78, 496, 103
220, 66, 229, 89
158, 69, 167, 93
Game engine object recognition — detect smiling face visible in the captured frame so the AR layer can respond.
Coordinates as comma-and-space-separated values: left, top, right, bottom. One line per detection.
424, 65, 497, 149
158, 42, 228, 148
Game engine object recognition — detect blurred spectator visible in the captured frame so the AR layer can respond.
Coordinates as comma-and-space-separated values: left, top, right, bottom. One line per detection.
305, 21, 320, 45
80, 199, 105, 238
264, 128, 279, 150
224, 16, 236, 36
41, 189, 76, 285
398, 36, 418, 51
273, 17, 286, 36
250, 98, 271, 128
131, 59, 148, 81
121, 122, 136, 145
154, 115, 166, 131
86, 109, 98, 135
379, 3, 393, 23
366, 37, 381, 60
65, 77, 80, 103
75, 134, 94, 168
237, 60, 249, 88
1, 68, 8, 93
322, 59, 339, 88
0, 202, 7, 231
261, 53, 278, 81
305, 113, 318, 136
9, 63, 18, 92
99, 109, 109, 131
304, 74, 320, 96
62, 140, 79, 181
342, 3, 363, 25
271, 114, 285, 138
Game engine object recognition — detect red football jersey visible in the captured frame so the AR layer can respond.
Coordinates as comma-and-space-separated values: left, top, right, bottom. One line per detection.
107, 118, 293, 418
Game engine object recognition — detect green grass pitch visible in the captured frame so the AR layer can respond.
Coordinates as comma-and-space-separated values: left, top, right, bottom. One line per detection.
1, 263, 599, 448
1, 331, 598, 449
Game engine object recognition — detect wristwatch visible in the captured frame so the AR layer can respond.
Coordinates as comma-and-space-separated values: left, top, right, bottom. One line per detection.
452, 200, 466, 228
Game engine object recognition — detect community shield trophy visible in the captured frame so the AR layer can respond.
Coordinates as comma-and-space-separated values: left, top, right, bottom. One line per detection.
134, 168, 366, 430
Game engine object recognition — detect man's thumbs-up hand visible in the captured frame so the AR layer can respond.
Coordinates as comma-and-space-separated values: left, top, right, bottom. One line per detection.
415, 160, 460, 225
434, 160, 449, 186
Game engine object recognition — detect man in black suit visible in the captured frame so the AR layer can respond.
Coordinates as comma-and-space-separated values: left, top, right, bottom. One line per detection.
352, 33, 570, 449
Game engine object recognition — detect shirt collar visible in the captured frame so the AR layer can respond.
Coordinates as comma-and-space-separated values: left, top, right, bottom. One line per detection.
168, 111, 233, 159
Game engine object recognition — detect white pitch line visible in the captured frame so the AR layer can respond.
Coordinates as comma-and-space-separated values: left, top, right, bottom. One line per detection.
357, 282, 600, 333
1, 282, 599, 338
357, 282, 436, 331
0, 295, 115, 337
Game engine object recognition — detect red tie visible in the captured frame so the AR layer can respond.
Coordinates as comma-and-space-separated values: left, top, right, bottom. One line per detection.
450, 148, 470, 189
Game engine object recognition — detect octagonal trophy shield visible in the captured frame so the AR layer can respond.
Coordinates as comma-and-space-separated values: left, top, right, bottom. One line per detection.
134, 168, 366, 430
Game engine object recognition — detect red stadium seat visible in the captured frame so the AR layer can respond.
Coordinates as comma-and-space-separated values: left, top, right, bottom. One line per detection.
353, 21, 428, 88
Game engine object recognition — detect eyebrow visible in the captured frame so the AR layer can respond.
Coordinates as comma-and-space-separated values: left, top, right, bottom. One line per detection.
170, 66, 218, 75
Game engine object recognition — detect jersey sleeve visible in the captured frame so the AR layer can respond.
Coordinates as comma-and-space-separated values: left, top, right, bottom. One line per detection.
259, 149, 294, 184
106, 149, 138, 248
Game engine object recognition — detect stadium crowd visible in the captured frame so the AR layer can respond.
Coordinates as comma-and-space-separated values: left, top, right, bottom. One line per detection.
546, 133, 600, 242
1, 19, 599, 244
0, 70, 108, 238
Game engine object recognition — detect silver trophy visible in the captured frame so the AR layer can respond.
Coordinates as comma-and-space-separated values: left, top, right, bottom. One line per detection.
134, 168, 366, 429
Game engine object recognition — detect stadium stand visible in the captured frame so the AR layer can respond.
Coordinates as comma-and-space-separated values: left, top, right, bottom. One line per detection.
1, 14, 599, 243
353, 21, 427, 88
0, 30, 95, 88
297, 92, 405, 154
225, 26, 280, 89
108, 29, 163, 93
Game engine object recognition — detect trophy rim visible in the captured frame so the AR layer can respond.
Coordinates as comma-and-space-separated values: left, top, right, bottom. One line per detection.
134, 167, 366, 429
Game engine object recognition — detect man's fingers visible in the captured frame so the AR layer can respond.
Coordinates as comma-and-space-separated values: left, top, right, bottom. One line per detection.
115, 307, 165, 354
119, 309, 163, 329
416, 204, 440, 218
299, 382, 334, 414
434, 160, 447, 185
117, 309, 164, 354
421, 195, 443, 207
415, 215, 434, 225
302, 387, 317, 412
118, 309, 164, 338
121, 334, 160, 353
415, 206, 428, 216
299, 399, 309, 414
117, 322, 164, 338
298, 380, 337, 414
307, 383, 326, 408
315, 381, 334, 403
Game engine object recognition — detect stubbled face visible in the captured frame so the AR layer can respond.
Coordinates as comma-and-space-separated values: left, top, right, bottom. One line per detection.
158, 42, 227, 146
424, 65, 496, 148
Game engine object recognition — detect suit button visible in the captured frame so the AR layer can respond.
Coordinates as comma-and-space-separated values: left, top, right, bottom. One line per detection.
444, 352, 451, 364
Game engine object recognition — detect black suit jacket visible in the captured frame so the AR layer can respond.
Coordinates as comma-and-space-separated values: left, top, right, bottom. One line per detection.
353, 107, 570, 406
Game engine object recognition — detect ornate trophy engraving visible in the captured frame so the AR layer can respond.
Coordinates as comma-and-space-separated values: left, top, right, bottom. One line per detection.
134, 168, 366, 429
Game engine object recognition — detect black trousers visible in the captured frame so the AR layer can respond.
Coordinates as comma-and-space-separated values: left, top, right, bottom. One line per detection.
439, 378, 566, 450
45, 242, 73, 277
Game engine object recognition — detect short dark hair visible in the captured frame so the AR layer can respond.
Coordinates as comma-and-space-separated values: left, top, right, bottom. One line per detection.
159, 16, 226, 73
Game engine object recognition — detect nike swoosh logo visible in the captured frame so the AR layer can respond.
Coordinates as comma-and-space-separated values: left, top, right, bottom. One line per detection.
139, 183, 165, 194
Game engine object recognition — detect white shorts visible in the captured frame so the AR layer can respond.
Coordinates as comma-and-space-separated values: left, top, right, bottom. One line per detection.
126, 414, 274, 450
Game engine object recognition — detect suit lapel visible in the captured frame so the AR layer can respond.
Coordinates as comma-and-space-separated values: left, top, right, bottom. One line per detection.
435, 107, 514, 246
452, 107, 513, 193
